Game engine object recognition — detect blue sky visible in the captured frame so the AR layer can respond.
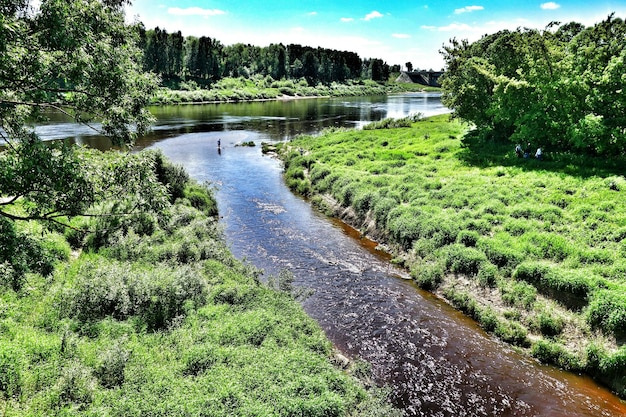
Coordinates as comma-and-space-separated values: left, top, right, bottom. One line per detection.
125, 1, 626, 70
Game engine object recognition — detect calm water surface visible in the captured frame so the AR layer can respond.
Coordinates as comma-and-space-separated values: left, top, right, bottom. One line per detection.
34, 94, 626, 416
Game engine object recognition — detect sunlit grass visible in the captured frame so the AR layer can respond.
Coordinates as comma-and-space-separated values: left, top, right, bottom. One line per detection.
280, 114, 626, 397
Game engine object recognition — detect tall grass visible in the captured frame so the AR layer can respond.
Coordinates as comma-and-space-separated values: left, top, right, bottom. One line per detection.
0, 153, 392, 416
279, 113, 626, 397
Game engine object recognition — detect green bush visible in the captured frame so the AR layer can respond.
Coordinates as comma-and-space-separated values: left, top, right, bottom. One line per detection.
456, 229, 479, 247
152, 149, 189, 202
411, 261, 445, 290
531, 340, 583, 372
513, 262, 592, 310
62, 257, 208, 330
530, 310, 566, 337
184, 183, 218, 217
477, 262, 498, 288
501, 281, 537, 310
0, 343, 22, 399
586, 289, 626, 336
442, 244, 487, 276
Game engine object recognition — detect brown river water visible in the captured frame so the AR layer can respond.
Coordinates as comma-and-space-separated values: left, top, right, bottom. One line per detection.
31, 94, 626, 416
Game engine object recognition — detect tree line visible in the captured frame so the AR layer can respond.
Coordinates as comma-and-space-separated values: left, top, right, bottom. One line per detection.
440, 15, 626, 156
138, 26, 400, 85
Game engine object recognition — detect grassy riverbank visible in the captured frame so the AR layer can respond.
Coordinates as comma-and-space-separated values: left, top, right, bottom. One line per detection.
278, 114, 626, 398
152, 76, 437, 105
0, 150, 399, 416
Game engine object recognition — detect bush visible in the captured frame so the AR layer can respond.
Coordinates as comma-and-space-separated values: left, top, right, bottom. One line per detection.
152, 149, 190, 202
501, 281, 537, 310
95, 340, 130, 388
0, 343, 22, 399
442, 244, 487, 276
586, 289, 626, 336
411, 261, 444, 290
62, 257, 208, 330
456, 229, 479, 247
531, 310, 565, 337
184, 183, 218, 217
531, 340, 583, 372
477, 262, 498, 287
513, 262, 592, 310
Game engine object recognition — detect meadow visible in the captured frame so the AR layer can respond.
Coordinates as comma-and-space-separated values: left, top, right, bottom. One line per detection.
0, 151, 399, 416
279, 114, 626, 397
151, 75, 437, 105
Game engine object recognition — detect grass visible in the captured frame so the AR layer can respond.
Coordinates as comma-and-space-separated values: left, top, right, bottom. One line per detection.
151, 75, 438, 105
278, 113, 626, 398
0, 152, 397, 416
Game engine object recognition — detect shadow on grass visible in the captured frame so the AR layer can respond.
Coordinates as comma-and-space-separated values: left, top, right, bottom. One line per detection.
457, 130, 626, 179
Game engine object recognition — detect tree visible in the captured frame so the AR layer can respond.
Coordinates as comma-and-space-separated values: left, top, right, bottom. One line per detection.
0, 0, 159, 225
405, 62, 413, 72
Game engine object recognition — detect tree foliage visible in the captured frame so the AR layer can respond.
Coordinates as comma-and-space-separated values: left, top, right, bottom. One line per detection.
140, 27, 389, 85
440, 15, 626, 156
0, 0, 159, 224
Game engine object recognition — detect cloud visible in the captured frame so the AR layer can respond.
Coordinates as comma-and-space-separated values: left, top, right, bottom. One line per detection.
540, 2, 560, 10
308, 12, 318, 16
167, 7, 226, 17
392, 33, 411, 39
454, 5, 484, 14
340, 17, 354, 22
364, 11, 384, 21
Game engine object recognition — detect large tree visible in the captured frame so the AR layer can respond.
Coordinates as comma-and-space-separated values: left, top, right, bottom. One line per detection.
0, 0, 160, 224
440, 16, 626, 156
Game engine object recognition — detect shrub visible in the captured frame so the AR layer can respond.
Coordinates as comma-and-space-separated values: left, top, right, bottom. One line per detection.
62, 258, 208, 330
55, 360, 97, 408
531, 340, 583, 372
478, 238, 523, 272
184, 183, 218, 217
95, 340, 130, 388
372, 197, 399, 229
513, 262, 592, 310
411, 261, 444, 290
442, 244, 487, 276
531, 310, 566, 337
586, 289, 626, 336
0, 343, 21, 399
477, 262, 498, 288
152, 149, 189, 202
456, 229, 479, 247
501, 281, 537, 310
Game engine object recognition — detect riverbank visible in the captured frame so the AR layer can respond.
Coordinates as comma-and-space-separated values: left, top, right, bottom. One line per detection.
277, 114, 626, 399
0, 149, 399, 416
151, 76, 438, 105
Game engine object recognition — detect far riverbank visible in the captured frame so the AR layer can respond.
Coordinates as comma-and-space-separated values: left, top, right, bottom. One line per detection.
151, 77, 438, 105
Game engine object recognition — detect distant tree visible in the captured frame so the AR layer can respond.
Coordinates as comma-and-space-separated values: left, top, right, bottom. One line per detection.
406, 62, 413, 72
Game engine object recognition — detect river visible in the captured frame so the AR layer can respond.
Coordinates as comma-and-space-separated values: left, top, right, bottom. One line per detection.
32, 93, 626, 416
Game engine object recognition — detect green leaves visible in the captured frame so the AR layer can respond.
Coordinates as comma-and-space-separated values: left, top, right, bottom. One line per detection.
441, 17, 626, 156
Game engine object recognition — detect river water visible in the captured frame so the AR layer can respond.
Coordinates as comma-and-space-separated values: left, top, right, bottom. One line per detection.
32, 94, 626, 416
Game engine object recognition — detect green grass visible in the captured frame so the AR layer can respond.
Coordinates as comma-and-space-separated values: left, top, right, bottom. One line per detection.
0, 154, 394, 415
279, 114, 626, 398
152, 75, 437, 104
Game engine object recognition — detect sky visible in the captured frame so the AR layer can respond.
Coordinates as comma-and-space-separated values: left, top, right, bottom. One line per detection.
125, 1, 626, 70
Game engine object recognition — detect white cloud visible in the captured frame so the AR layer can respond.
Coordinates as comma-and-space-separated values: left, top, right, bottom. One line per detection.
364, 11, 384, 21
340, 17, 354, 22
540, 2, 561, 10
392, 33, 411, 39
167, 7, 226, 17
308, 11, 318, 16
454, 5, 484, 14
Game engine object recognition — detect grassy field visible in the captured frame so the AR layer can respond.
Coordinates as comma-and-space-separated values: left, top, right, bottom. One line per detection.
152, 76, 437, 105
278, 114, 626, 398
0, 151, 400, 416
